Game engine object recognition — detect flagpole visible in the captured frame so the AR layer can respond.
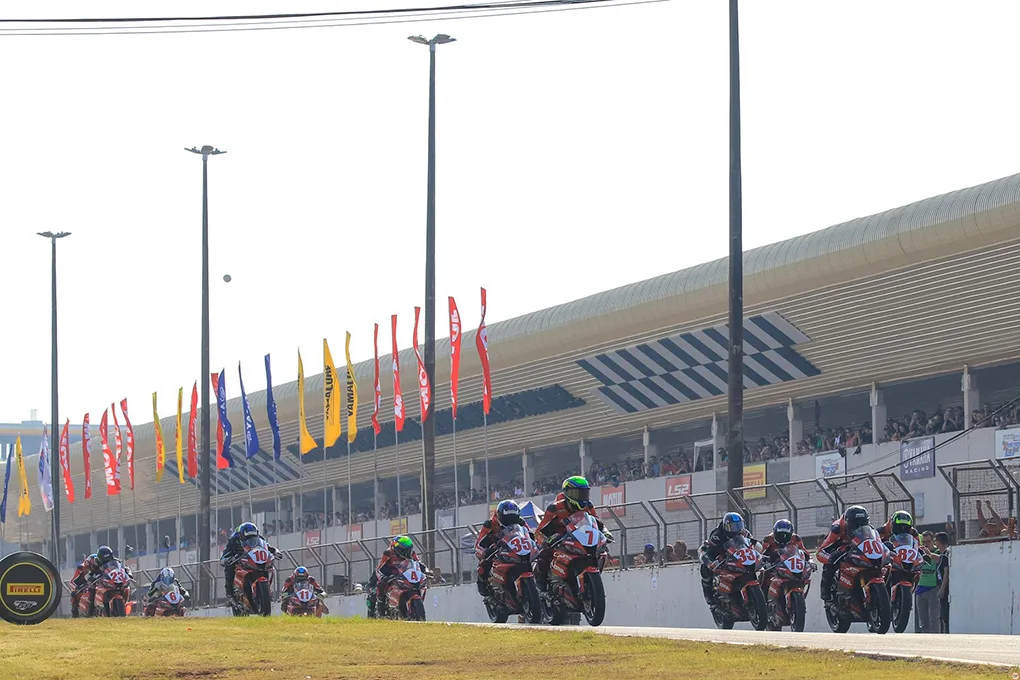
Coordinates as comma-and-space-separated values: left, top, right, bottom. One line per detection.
117, 494, 124, 555
452, 415, 459, 525
177, 482, 183, 563
245, 457, 254, 517
372, 432, 379, 523
298, 455, 304, 533
395, 427, 401, 515
346, 441, 352, 537
483, 410, 490, 503
273, 457, 278, 531
152, 484, 158, 558
214, 467, 220, 547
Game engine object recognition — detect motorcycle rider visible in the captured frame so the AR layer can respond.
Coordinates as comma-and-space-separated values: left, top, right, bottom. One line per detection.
699, 512, 755, 604
219, 522, 281, 607
878, 509, 919, 542
281, 566, 325, 608
759, 519, 806, 593
816, 505, 871, 602
475, 500, 532, 597
534, 476, 612, 591
69, 553, 97, 615
367, 535, 423, 617
86, 546, 123, 615
143, 567, 190, 616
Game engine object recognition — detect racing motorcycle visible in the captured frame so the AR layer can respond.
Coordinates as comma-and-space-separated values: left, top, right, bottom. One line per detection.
283, 581, 329, 618
231, 536, 276, 616
482, 524, 542, 624
761, 543, 812, 632
708, 535, 768, 631
79, 558, 134, 618
380, 558, 428, 621
539, 511, 611, 627
147, 583, 187, 617
884, 532, 922, 634
824, 525, 892, 634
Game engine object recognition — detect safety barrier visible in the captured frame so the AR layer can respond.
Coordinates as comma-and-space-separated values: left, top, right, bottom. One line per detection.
939, 459, 1016, 541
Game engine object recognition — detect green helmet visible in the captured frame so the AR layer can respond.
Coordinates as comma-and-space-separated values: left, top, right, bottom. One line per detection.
891, 510, 913, 535
392, 535, 414, 559
562, 476, 591, 511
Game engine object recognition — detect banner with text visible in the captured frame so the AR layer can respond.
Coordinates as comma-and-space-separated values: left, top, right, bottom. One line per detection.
348, 523, 362, 552
995, 427, 1020, 459
304, 530, 321, 547
600, 485, 626, 518
665, 475, 693, 511
436, 508, 456, 530
390, 517, 408, 536
815, 451, 845, 479
900, 436, 936, 480
743, 463, 767, 500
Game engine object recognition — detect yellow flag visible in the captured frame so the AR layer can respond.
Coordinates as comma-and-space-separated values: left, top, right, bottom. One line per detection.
175, 387, 185, 484
153, 392, 165, 483
298, 349, 317, 455
345, 331, 359, 443
323, 338, 342, 448
15, 436, 29, 517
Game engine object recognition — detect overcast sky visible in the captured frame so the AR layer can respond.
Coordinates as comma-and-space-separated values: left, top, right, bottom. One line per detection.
2, 0, 1019, 426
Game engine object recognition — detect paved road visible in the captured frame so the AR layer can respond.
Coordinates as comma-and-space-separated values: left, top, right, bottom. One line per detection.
485, 624, 1020, 667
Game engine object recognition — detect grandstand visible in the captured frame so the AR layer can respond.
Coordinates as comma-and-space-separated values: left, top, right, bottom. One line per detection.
11, 173, 1020, 592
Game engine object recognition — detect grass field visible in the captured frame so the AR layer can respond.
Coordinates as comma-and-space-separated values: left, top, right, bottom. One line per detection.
0, 618, 1008, 680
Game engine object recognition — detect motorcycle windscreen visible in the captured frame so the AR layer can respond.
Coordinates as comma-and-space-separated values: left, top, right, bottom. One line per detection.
242, 537, 271, 566
401, 560, 425, 584
778, 544, 806, 573
850, 526, 886, 560
294, 582, 316, 603
569, 513, 604, 548
105, 560, 129, 585
502, 525, 533, 554
724, 536, 759, 566
889, 533, 920, 564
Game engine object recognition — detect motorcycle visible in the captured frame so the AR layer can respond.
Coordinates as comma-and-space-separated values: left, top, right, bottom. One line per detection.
482, 524, 543, 624
231, 536, 276, 617
708, 535, 768, 631
284, 581, 328, 618
884, 532, 922, 634
147, 584, 187, 617
824, 525, 892, 634
78, 559, 133, 618
761, 543, 812, 632
539, 511, 610, 627
380, 558, 428, 621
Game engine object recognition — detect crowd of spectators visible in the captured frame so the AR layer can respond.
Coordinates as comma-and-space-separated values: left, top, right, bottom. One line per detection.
627, 540, 694, 567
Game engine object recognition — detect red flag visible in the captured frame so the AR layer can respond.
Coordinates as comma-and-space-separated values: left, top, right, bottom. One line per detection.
59, 419, 75, 503
372, 323, 382, 436
100, 409, 120, 496
82, 413, 93, 500
412, 306, 432, 422
211, 372, 228, 470
476, 287, 492, 415
448, 296, 463, 419
120, 399, 135, 491
391, 315, 405, 433
110, 404, 123, 488
187, 382, 199, 478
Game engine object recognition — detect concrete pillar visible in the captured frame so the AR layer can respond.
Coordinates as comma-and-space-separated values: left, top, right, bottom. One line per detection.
146, 521, 157, 557
870, 384, 886, 440
468, 459, 482, 491
711, 414, 724, 466
788, 399, 804, 450
579, 440, 592, 477
522, 450, 534, 495
962, 365, 979, 427
643, 426, 658, 466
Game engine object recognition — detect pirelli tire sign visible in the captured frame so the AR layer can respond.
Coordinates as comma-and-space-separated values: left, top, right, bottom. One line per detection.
0, 552, 61, 625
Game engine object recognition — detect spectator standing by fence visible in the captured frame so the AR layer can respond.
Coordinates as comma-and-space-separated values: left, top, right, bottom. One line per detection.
915, 531, 940, 633
936, 531, 951, 633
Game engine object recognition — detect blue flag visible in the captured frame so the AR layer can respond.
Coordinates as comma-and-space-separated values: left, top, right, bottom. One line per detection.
38, 428, 54, 512
216, 369, 234, 468
265, 354, 282, 461
0, 443, 12, 524
239, 362, 260, 460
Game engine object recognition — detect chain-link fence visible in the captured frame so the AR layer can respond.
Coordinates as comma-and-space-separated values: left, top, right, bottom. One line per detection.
824, 473, 914, 529
596, 501, 660, 566
939, 460, 1015, 542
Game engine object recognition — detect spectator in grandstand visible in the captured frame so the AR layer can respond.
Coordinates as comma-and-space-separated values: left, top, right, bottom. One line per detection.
641, 544, 656, 565
664, 545, 677, 563
633, 554, 647, 567
977, 500, 1008, 538
673, 540, 689, 561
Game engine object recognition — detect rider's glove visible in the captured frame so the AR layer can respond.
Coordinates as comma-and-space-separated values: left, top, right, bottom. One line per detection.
603, 529, 615, 543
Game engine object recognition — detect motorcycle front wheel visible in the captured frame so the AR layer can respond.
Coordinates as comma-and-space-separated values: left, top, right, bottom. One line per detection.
866, 583, 891, 635
891, 584, 912, 634
521, 578, 542, 625
409, 598, 426, 621
110, 598, 126, 618
788, 591, 807, 633
825, 602, 851, 633
255, 581, 272, 617
581, 573, 606, 627
747, 586, 768, 631
485, 598, 509, 624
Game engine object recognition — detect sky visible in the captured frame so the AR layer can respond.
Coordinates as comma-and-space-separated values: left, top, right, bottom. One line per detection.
2, 0, 1020, 426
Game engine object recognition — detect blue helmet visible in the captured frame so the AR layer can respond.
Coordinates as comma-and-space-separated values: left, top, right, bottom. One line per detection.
237, 522, 258, 539
722, 512, 744, 537
772, 519, 793, 545
293, 566, 309, 580
157, 567, 175, 586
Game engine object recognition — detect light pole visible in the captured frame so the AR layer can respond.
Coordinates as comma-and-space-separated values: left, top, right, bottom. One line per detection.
725, 0, 745, 506
185, 144, 225, 603
408, 33, 455, 543
38, 230, 70, 567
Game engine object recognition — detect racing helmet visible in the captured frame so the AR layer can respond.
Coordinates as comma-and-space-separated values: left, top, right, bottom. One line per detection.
843, 505, 870, 532
157, 567, 175, 587
722, 512, 745, 537
96, 545, 115, 566
561, 476, 591, 512
293, 566, 309, 580
496, 500, 520, 525
237, 522, 258, 539
890, 510, 913, 536
772, 519, 794, 546
392, 535, 414, 560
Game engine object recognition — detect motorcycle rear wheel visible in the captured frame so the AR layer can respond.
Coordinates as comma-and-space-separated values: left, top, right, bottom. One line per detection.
891, 584, 912, 634
582, 573, 606, 627
788, 591, 807, 633
867, 583, 891, 635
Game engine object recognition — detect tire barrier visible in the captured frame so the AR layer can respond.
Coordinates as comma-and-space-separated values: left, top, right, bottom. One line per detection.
0, 552, 62, 625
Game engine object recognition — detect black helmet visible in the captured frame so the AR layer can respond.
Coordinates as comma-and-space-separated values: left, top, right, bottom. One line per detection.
843, 505, 870, 532
496, 500, 520, 525
96, 545, 115, 566
890, 510, 913, 536
772, 519, 793, 546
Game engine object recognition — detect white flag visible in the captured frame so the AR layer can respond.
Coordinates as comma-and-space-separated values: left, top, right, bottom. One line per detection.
38, 428, 54, 512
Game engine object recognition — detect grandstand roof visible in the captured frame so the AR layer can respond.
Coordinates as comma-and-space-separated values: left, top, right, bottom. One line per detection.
24, 171, 1020, 537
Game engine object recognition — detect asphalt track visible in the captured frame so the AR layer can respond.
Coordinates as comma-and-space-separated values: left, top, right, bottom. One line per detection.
478, 624, 1020, 667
